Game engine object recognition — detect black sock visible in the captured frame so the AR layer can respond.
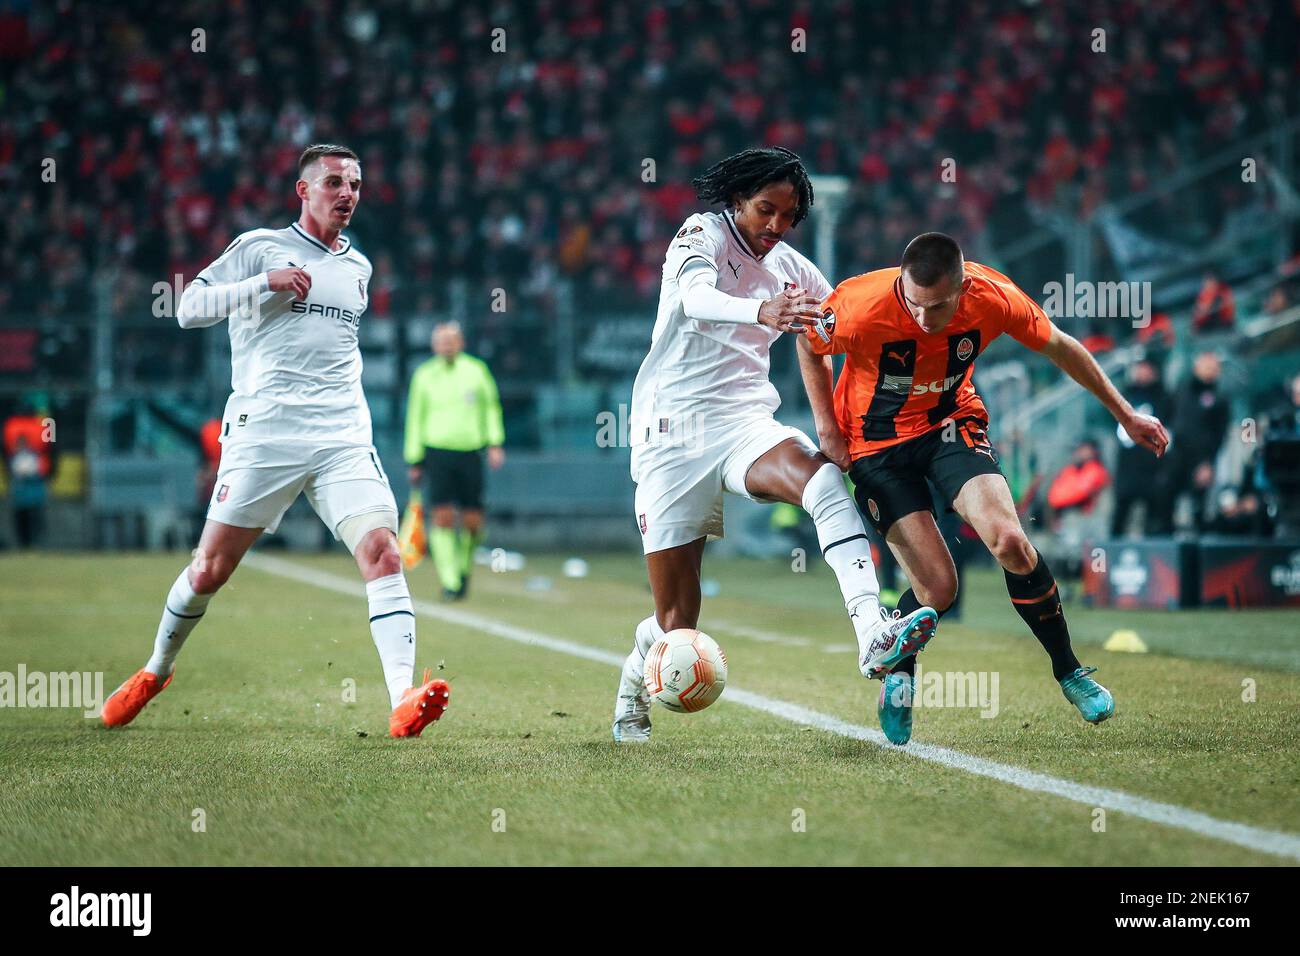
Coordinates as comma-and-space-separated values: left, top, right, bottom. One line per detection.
891, 588, 951, 677
1004, 550, 1080, 681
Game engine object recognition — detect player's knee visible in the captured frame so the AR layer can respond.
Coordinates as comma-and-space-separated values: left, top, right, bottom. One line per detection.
431, 506, 456, 528
189, 553, 236, 593
359, 530, 401, 578
462, 510, 484, 533
370, 546, 402, 579
990, 526, 1034, 574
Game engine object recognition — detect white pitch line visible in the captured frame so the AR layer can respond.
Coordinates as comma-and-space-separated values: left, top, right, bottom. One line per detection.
711, 620, 858, 656
245, 553, 1300, 863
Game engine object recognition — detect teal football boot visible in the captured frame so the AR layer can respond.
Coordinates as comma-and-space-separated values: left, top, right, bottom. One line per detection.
1059, 666, 1115, 724
877, 670, 914, 745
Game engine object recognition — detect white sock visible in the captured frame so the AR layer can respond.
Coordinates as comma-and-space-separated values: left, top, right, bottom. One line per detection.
145, 568, 213, 678
801, 462, 881, 653
367, 573, 416, 709
617, 615, 663, 701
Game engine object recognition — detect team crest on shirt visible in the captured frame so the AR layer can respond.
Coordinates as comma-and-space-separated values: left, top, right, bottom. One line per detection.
357, 278, 367, 303
676, 225, 704, 238
957, 336, 974, 361
216, 484, 230, 503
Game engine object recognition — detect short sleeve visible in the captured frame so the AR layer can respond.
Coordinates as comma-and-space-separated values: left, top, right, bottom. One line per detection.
803, 261, 834, 303
998, 274, 1053, 351
664, 215, 726, 281
194, 232, 267, 287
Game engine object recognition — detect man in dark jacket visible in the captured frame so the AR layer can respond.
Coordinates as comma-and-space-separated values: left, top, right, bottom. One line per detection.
1153, 351, 1230, 533
1110, 357, 1172, 536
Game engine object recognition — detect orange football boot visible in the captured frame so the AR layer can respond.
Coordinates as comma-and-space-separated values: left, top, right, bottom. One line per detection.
102, 668, 173, 727
389, 668, 451, 738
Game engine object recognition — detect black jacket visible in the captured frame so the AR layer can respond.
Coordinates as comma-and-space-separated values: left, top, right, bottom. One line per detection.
1169, 378, 1230, 470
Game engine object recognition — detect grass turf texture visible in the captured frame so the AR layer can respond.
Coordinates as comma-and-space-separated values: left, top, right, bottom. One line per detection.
1, 550, 1298, 866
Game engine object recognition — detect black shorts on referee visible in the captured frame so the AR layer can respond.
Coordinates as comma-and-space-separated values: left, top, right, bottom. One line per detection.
848, 416, 1004, 536
422, 447, 486, 510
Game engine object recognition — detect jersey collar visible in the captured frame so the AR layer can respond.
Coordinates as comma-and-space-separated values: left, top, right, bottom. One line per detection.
722, 210, 767, 263
891, 275, 911, 318
290, 222, 352, 256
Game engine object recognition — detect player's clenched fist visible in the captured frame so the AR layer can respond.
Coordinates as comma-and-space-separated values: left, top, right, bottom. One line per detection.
267, 267, 311, 300
758, 287, 821, 334
817, 426, 851, 472
1122, 412, 1170, 457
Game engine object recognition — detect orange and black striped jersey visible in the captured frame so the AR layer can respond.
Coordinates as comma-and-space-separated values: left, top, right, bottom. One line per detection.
807, 262, 1053, 459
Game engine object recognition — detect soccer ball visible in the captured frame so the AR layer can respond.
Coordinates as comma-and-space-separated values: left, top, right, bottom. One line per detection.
644, 628, 728, 713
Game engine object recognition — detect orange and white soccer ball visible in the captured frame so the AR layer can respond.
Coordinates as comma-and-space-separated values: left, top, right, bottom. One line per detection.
644, 628, 728, 713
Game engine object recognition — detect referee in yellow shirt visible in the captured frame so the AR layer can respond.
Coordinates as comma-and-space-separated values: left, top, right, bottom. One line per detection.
405, 322, 505, 600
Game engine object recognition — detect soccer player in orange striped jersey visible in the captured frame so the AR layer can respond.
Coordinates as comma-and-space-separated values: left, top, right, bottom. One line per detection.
798, 233, 1169, 742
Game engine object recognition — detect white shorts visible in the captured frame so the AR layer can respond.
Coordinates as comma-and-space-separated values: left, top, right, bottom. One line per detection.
631, 416, 814, 554
207, 439, 398, 538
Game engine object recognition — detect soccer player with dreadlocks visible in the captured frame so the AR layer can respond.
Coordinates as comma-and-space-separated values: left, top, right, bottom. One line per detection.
612, 147, 938, 742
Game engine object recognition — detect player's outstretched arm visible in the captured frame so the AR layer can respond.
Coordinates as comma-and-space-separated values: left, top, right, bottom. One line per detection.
797, 335, 850, 470
1039, 325, 1170, 457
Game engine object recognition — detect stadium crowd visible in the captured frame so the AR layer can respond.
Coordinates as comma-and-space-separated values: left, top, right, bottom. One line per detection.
3, 0, 1297, 342
3, 0, 1300, 547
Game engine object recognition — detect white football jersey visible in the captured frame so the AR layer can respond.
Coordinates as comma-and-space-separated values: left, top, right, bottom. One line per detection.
629, 210, 832, 445
194, 223, 373, 445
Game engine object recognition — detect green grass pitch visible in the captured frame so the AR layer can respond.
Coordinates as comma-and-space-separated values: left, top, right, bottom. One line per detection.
1, 550, 1298, 866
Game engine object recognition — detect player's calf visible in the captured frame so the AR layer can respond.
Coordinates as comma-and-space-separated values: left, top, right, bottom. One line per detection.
139, 565, 214, 685
1003, 548, 1082, 681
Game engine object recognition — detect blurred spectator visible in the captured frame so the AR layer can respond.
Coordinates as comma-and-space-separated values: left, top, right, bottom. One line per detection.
1110, 357, 1171, 536
1208, 462, 1273, 537
1264, 372, 1300, 435
1155, 351, 1230, 532
196, 417, 222, 538
1046, 438, 1110, 570
1135, 310, 1176, 357
3, 396, 57, 548
1191, 271, 1236, 334
1047, 439, 1110, 516
2, 0, 1297, 339
1078, 321, 1116, 355
5, 436, 47, 547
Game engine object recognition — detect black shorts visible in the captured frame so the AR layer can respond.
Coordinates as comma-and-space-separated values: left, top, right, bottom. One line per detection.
848, 417, 1004, 535
423, 447, 485, 510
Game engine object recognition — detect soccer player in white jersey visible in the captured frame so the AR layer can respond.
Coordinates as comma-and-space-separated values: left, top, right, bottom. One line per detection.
612, 147, 939, 742
102, 144, 450, 738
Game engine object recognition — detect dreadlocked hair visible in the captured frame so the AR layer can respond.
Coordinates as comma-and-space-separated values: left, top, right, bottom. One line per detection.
691, 146, 814, 227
